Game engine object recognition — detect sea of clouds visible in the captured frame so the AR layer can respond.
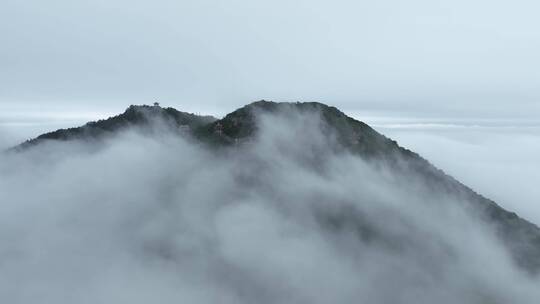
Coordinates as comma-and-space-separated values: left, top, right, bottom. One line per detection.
1, 110, 539, 303
377, 123, 540, 225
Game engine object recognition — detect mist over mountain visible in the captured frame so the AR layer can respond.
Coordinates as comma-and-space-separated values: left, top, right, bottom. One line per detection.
2, 101, 540, 303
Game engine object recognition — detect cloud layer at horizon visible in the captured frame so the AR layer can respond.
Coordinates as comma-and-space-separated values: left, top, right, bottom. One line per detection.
378, 123, 540, 225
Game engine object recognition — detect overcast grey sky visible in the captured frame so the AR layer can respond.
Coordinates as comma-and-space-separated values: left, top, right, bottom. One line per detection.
1, 0, 539, 221
1, 0, 539, 119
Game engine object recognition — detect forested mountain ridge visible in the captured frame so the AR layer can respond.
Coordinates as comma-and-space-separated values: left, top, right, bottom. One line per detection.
10, 100, 540, 273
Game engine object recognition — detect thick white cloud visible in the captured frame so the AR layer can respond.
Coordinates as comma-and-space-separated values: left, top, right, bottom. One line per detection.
1, 111, 539, 303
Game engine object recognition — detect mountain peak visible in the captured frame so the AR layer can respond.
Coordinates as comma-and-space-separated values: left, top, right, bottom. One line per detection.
194, 100, 372, 147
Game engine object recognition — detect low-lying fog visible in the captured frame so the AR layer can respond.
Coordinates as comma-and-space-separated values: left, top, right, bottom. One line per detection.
1, 110, 539, 303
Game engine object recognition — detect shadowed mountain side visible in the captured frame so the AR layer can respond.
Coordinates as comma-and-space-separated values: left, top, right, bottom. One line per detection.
9, 100, 540, 273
